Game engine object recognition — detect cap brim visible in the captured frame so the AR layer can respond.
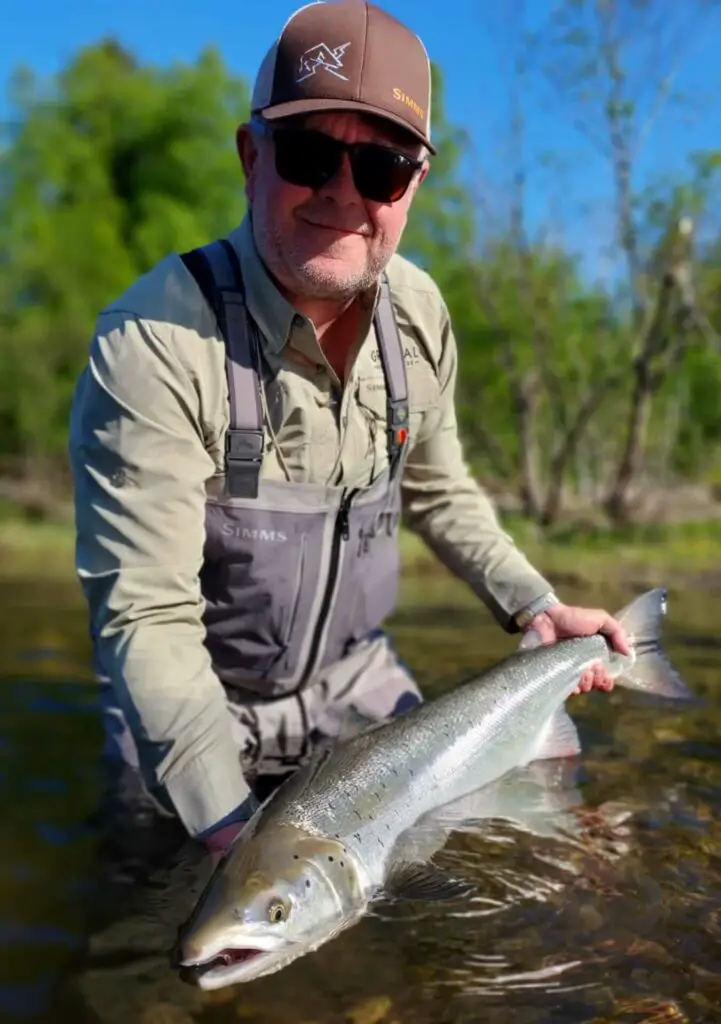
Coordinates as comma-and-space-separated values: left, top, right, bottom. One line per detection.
257, 97, 437, 156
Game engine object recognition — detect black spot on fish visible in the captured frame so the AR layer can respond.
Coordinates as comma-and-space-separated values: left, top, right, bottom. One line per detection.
293, 854, 299, 859
353, 832, 361, 842
334, 833, 340, 839
354, 809, 362, 819
340, 861, 344, 867
328, 856, 334, 862
306, 880, 311, 888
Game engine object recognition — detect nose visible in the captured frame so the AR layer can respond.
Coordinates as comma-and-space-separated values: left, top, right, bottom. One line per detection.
318, 152, 359, 204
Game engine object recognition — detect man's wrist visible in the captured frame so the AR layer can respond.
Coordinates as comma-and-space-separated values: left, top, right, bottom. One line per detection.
514, 591, 560, 630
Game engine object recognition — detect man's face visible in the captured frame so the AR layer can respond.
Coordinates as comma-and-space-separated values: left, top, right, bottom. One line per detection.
237, 111, 429, 301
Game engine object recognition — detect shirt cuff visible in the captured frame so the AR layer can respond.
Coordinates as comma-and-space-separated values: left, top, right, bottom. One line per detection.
163, 752, 255, 838
196, 793, 260, 839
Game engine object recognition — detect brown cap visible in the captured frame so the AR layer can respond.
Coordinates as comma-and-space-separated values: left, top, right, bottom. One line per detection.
251, 1, 435, 154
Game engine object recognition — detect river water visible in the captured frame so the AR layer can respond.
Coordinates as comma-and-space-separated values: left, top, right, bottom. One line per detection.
1, 567, 721, 1024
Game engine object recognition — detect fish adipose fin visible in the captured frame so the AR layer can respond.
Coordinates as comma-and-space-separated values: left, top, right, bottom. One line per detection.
383, 862, 475, 902
612, 587, 693, 700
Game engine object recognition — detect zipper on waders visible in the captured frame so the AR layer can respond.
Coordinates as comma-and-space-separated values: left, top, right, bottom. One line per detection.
298, 486, 360, 686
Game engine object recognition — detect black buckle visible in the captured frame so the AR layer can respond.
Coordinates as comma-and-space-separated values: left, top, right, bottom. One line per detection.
386, 398, 409, 458
225, 428, 264, 499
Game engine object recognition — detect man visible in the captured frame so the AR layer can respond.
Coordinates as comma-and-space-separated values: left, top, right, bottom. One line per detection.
69, 0, 628, 862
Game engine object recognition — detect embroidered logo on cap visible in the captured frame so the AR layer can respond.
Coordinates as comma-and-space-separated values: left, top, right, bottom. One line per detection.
297, 42, 351, 83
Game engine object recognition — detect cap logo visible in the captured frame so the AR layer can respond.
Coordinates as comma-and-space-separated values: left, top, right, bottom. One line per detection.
296, 42, 351, 83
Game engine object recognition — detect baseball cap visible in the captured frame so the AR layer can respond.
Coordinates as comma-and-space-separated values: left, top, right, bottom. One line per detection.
250, 1, 436, 154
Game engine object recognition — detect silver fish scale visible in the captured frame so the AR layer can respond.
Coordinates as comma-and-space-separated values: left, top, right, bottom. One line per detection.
257, 635, 612, 887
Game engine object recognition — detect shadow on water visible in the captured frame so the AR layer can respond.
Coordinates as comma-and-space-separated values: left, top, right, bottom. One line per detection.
1, 573, 721, 1022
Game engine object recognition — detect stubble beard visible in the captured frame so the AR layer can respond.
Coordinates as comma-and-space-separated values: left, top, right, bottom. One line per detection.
259, 222, 396, 301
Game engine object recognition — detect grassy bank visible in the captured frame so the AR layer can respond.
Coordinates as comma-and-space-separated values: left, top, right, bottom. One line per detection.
0, 515, 77, 581
3, 504, 721, 591
399, 513, 721, 593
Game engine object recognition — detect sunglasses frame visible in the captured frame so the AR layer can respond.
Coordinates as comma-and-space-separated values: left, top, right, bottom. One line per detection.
249, 116, 425, 203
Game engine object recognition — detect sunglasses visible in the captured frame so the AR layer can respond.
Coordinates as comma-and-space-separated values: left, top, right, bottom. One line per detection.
251, 118, 424, 204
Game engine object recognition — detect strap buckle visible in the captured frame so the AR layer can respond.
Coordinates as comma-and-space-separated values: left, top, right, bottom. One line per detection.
225, 428, 264, 499
386, 397, 409, 458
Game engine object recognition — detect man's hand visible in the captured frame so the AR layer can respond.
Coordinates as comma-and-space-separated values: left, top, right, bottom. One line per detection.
202, 821, 246, 867
524, 603, 630, 695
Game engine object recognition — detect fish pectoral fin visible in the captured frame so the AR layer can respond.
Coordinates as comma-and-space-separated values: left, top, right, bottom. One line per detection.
383, 862, 474, 902
336, 704, 384, 742
532, 708, 581, 762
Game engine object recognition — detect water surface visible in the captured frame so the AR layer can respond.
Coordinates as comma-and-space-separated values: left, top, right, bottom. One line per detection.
1, 570, 721, 1023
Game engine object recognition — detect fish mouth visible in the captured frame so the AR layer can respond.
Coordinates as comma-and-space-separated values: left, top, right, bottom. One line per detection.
177, 946, 267, 987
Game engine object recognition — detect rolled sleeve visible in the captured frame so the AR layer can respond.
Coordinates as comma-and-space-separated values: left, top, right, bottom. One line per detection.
69, 309, 251, 836
401, 305, 553, 631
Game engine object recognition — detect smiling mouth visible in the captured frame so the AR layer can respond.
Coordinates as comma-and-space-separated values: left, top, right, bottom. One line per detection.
178, 947, 265, 985
302, 218, 365, 236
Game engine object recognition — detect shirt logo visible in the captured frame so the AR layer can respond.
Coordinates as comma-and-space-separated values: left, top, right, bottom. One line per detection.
297, 42, 351, 83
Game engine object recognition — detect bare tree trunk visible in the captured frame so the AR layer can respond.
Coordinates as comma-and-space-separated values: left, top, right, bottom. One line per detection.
540, 372, 625, 525
605, 221, 699, 521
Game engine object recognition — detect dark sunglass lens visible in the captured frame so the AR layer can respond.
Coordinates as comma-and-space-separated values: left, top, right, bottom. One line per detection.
273, 130, 343, 190
353, 146, 416, 203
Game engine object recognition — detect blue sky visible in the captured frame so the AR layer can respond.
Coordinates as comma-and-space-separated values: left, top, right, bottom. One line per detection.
2, 0, 720, 280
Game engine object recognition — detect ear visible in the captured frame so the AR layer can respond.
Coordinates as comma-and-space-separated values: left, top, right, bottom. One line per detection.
416, 159, 430, 187
236, 123, 260, 203
406, 159, 430, 202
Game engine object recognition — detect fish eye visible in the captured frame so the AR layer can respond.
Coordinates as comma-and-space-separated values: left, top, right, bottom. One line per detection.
268, 900, 288, 924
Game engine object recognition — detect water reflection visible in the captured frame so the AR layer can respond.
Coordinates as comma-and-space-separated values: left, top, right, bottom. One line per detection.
1, 574, 720, 1022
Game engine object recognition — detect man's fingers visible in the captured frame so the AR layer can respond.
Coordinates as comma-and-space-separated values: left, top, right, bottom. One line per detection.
598, 614, 631, 655
528, 612, 556, 645
577, 669, 594, 692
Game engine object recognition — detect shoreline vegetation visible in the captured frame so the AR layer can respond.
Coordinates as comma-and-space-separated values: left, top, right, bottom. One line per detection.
3, 496, 721, 594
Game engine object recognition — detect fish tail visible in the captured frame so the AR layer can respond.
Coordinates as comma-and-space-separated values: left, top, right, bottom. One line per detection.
612, 588, 693, 700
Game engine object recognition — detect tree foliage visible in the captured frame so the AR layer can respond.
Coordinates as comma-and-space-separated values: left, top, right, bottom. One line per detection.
0, 40, 249, 470
0, 23, 719, 526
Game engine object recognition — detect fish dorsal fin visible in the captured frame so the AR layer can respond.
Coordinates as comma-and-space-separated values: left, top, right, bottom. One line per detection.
532, 708, 581, 762
383, 861, 475, 902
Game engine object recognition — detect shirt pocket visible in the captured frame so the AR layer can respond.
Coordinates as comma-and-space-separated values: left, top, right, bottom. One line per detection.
354, 357, 441, 475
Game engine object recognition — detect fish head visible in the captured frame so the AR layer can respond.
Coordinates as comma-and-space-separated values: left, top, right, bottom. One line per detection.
174, 824, 364, 988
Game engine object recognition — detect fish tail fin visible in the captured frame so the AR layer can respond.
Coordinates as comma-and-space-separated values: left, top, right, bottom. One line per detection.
613, 588, 693, 701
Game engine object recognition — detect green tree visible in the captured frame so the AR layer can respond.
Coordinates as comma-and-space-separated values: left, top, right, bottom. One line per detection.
0, 39, 250, 479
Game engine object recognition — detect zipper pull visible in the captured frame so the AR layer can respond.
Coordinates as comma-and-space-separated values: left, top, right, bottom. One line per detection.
338, 501, 350, 541
338, 489, 357, 541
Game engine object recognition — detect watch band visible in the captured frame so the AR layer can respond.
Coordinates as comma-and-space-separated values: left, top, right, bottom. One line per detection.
514, 591, 560, 630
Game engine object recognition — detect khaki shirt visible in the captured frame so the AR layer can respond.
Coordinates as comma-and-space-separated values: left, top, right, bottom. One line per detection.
69, 214, 552, 836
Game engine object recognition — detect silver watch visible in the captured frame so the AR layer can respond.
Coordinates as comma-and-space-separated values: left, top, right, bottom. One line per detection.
514, 591, 560, 630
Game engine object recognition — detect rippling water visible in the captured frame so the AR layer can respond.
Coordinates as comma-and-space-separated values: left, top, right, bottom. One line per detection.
1, 570, 721, 1024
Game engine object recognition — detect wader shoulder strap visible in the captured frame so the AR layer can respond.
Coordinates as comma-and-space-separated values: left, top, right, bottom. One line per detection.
179, 240, 264, 499
181, 241, 411, 483
374, 275, 410, 466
